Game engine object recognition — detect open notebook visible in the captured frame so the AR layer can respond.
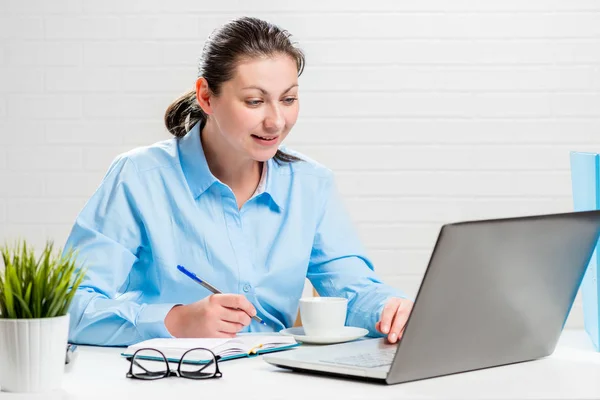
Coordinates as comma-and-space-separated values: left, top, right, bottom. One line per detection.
121, 335, 299, 364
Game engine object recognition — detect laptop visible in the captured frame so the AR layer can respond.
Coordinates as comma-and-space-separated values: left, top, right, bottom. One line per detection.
264, 210, 600, 384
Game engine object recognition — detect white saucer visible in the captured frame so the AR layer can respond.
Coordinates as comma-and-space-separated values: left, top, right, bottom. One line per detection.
279, 326, 369, 345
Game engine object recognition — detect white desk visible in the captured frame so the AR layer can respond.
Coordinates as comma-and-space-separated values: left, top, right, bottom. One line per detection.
3, 330, 600, 400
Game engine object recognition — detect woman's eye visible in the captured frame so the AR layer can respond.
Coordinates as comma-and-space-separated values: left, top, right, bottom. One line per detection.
282, 97, 297, 105
246, 100, 263, 106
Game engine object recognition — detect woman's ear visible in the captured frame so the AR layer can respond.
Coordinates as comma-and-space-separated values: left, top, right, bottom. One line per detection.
195, 77, 213, 115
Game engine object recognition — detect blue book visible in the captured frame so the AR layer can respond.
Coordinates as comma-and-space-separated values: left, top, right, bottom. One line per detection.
121, 335, 299, 364
570, 151, 600, 350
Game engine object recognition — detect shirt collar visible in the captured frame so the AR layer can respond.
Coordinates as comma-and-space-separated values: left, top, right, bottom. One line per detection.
178, 122, 218, 199
263, 158, 286, 211
253, 160, 268, 196
178, 123, 287, 211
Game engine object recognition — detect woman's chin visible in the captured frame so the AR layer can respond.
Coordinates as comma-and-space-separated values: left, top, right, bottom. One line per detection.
249, 147, 279, 162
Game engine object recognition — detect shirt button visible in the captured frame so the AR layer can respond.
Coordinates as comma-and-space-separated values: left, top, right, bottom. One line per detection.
243, 283, 251, 293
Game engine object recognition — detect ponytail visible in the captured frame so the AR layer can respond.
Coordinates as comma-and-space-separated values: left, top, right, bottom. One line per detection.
164, 90, 206, 138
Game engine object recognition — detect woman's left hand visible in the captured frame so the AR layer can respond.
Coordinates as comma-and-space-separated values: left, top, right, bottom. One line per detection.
375, 297, 414, 343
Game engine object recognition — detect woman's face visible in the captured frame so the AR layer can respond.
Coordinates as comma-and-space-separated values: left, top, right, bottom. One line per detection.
203, 54, 300, 162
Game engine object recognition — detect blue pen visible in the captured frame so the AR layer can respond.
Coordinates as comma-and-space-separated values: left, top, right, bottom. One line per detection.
177, 265, 267, 326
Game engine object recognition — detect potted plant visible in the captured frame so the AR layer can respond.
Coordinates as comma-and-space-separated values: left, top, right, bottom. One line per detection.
0, 240, 86, 393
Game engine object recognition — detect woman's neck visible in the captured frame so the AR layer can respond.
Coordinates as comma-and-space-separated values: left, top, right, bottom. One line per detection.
200, 120, 262, 208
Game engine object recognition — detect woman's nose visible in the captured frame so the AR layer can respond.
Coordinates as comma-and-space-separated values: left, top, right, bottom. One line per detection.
264, 104, 285, 132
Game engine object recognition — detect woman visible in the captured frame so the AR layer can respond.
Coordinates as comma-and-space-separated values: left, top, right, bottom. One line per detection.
65, 16, 413, 347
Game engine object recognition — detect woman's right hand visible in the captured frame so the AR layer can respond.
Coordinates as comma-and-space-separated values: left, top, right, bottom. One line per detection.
164, 294, 257, 338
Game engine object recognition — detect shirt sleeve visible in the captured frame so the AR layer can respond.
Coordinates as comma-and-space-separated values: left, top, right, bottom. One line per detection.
65, 155, 178, 346
307, 172, 409, 337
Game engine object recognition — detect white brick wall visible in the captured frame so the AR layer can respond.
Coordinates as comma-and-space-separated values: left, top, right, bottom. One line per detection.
1, 0, 600, 328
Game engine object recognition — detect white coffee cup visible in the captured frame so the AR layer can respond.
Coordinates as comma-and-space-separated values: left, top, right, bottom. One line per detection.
299, 297, 348, 337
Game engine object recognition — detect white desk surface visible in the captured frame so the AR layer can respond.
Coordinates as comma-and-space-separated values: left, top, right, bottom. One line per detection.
3, 330, 600, 400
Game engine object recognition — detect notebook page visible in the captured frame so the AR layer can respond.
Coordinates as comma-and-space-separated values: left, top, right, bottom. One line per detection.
125, 335, 297, 359
127, 337, 231, 352
220, 335, 297, 354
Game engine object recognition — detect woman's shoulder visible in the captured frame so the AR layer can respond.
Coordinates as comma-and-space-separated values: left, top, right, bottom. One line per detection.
275, 146, 334, 182
111, 138, 180, 174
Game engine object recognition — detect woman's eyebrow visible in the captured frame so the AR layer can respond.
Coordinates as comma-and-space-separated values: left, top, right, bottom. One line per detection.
241, 84, 299, 94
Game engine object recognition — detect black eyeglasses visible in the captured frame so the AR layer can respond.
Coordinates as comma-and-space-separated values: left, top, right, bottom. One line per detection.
126, 347, 222, 380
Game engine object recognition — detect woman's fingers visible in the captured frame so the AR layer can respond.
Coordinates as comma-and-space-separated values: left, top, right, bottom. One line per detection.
216, 318, 245, 335
375, 298, 414, 343
220, 307, 252, 326
213, 294, 257, 319
378, 298, 401, 334
388, 301, 413, 343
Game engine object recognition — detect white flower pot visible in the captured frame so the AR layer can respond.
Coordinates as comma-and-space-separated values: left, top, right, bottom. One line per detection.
0, 314, 70, 393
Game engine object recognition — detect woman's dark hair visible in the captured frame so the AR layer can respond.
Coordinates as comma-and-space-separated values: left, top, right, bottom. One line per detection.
164, 16, 305, 164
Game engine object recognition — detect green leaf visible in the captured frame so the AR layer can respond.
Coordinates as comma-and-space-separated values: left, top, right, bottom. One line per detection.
3, 275, 15, 318
12, 293, 32, 319
60, 267, 87, 315
8, 263, 22, 298
46, 280, 69, 317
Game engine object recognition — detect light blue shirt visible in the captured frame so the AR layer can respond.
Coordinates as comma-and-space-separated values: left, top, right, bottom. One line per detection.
65, 123, 406, 346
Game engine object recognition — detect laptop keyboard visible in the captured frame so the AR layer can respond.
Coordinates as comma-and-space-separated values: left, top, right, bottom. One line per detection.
320, 348, 396, 368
